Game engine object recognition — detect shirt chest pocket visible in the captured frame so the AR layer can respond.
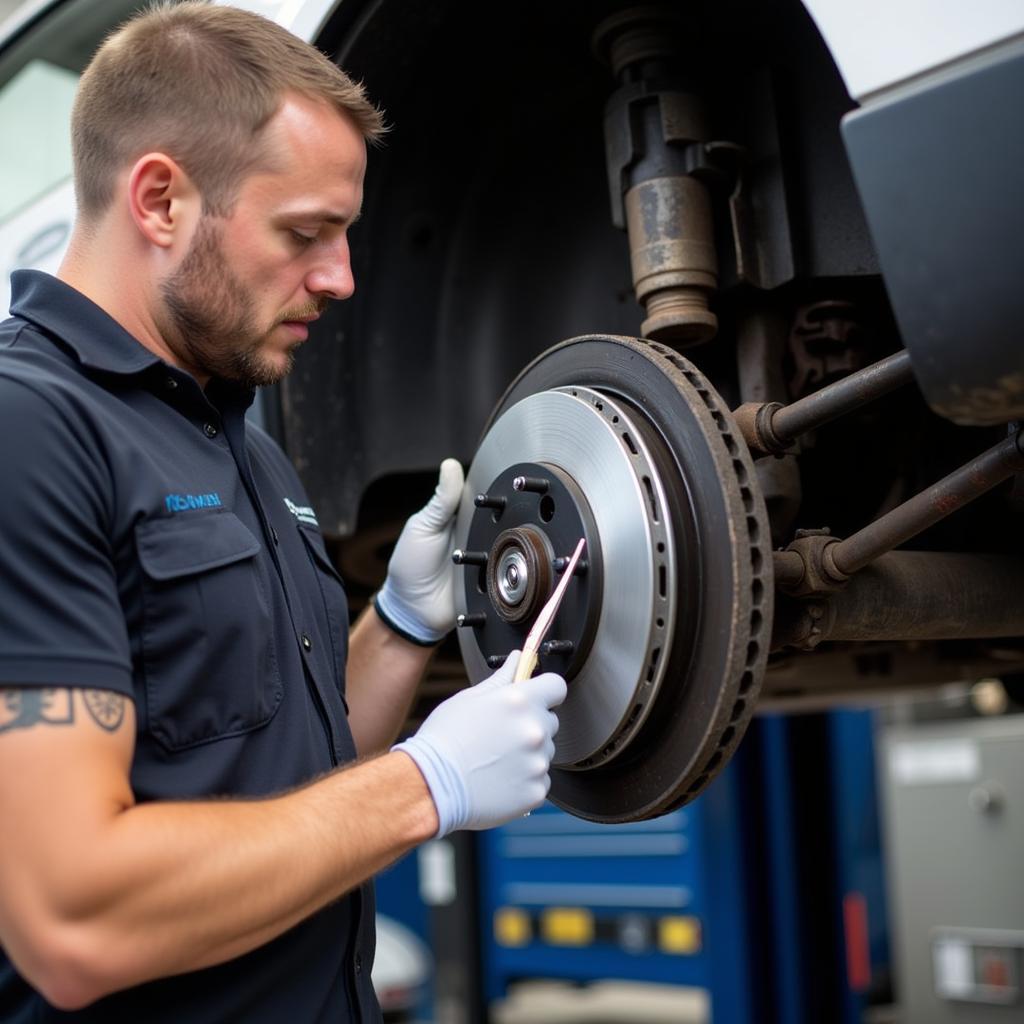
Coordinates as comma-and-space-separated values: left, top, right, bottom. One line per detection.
135, 511, 284, 751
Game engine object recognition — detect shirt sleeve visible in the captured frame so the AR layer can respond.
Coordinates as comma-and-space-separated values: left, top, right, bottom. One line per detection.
0, 376, 133, 696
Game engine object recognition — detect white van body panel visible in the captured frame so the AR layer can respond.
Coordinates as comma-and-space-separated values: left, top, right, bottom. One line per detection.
802, 0, 1024, 102
0, 179, 73, 313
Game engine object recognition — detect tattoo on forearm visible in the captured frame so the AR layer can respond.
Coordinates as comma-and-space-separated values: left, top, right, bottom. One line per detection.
0, 688, 73, 733
0, 688, 125, 734
83, 689, 126, 731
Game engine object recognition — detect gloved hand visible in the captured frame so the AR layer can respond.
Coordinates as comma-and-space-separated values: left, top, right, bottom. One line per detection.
375, 458, 464, 645
394, 652, 567, 836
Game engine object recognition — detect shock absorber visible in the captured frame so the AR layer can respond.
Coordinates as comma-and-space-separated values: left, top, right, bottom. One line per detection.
594, 6, 723, 346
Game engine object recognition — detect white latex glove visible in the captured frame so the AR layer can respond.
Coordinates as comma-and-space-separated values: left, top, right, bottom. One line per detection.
393, 652, 567, 836
375, 458, 464, 645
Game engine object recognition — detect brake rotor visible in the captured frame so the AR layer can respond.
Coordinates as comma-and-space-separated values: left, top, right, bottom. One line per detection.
453, 335, 773, 821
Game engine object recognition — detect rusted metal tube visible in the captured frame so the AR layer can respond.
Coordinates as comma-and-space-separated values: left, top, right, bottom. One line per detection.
625, 175, 718, 345
826, 552, 1024, 641
595, 7, 720, 347
772, 551, 1024, 650
831, 431, 1024, 576
734, 350, 914, 456
772, 550, 805, 590
771, 350, 914, 444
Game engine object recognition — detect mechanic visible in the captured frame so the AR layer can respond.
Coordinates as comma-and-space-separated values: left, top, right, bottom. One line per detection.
0, 4, 566, 1021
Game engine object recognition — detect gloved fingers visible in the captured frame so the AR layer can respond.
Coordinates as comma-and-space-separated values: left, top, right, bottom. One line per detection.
545, 708, 561, 740
539, 773, 553, 800
521, 671, 568, 709
524, 777, 549, 809
436, 457, 464, 511
542, 733, 555, 763
418, 457, 465, 530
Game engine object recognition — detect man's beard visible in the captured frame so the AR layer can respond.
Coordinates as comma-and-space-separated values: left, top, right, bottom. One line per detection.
160, 217, 319, 389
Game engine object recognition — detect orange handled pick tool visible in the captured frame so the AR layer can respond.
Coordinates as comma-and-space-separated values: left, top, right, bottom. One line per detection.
513, 537, 587, 681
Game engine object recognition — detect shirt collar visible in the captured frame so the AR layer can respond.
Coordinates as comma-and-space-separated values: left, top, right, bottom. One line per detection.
9, 268, 165, 376
7, 269, 256, 410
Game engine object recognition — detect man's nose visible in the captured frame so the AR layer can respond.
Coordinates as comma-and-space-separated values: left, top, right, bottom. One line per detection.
307, 243, 355, 301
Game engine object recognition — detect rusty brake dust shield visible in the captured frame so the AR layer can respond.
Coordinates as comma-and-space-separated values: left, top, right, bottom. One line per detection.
453, 336, 772, 822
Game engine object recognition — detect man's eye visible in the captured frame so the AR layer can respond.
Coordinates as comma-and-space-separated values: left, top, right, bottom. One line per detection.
290, 230, 317, 246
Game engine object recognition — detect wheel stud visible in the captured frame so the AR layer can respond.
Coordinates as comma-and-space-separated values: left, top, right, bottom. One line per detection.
554, 556, 588, 576
474, 493, 507, 511
486, 654, 507, 669
452, 549, 488, 565
456, 612, 486, 628
513, 475, 550, 494
540, 640, 574, 656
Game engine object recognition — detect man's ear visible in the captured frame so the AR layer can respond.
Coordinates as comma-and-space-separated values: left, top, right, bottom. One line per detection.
127, 153, 200, 248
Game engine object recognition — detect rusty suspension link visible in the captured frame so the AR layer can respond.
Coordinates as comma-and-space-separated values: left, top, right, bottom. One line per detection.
830, 430, 1024, 576
735, 350, 914, 457
774, 429, 1024, 595
772, 552, 1024, 650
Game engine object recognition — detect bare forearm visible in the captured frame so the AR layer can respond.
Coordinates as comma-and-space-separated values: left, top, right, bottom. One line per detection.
345, 604, 435, 755
15, 751, 436, 1005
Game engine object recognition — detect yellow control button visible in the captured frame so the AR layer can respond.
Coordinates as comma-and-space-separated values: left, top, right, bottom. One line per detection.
494, 907, 532, 947
542, 907, 595, 946
658, 915, 702, 955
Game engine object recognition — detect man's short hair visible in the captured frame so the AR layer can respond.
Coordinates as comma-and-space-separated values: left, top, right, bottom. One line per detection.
71, 1, 386, 218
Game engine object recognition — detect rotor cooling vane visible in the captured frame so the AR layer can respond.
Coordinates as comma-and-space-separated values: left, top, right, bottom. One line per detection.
453, 335, 773, 822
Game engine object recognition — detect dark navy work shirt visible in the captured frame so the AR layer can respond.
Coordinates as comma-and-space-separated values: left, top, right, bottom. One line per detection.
0, 271, 380, 1023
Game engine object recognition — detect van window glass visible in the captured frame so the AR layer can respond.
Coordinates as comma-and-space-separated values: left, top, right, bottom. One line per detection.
0, 0, 142, 225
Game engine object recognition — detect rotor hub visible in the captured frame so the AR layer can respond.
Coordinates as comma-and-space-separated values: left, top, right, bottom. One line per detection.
495, 544, 529, 608
461, 453, 605, 684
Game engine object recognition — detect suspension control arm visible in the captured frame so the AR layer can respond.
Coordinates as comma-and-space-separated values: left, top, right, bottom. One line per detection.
832, 430, 1024, 576
773, 552, 1024, 650
735, 350, 914, 456
775, 430, 1024, 594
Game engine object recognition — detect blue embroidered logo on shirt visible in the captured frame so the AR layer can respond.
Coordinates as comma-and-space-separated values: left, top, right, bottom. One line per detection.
165, 492, 223, 513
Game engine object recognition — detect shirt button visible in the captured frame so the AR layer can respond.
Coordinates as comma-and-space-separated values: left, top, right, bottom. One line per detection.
301, 633, 312, 651
354, 952, 362, 974
203, 422, 219, 438
165, 377, 178, 391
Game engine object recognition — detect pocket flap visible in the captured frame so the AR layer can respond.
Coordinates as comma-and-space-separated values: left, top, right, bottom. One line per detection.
136, 511, 261, 580
296, 521, 347, 587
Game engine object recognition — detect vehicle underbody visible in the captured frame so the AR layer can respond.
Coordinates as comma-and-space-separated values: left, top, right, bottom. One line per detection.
273, 0, 1024, 820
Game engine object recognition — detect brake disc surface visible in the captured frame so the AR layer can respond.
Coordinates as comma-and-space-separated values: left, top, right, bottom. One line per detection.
456, 386, 677, 766
454, 335, 772, 821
